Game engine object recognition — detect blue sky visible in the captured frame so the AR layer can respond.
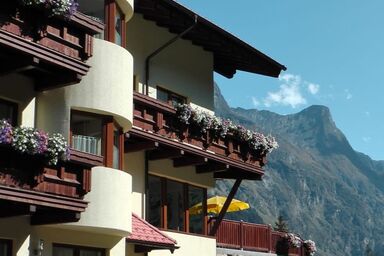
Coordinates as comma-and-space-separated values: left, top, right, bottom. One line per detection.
178, 0, 384, 160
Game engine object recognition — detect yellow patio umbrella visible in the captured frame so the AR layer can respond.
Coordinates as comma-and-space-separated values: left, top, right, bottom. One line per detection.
189, 195, 250, 215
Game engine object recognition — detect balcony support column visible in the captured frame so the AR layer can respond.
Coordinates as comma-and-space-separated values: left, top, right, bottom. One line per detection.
209, 178, 242, 236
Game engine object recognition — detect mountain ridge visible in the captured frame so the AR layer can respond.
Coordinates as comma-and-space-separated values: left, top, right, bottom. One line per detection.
213, 84, 384, 256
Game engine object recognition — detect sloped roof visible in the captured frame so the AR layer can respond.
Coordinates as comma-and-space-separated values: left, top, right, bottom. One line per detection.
127, 213, 178, 252
135, 0, 286, 78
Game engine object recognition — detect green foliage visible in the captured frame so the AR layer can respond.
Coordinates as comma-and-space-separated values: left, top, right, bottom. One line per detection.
274, 215, 289, 232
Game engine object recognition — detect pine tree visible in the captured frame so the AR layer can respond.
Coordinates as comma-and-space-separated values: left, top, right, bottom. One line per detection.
274, 215, 289, 232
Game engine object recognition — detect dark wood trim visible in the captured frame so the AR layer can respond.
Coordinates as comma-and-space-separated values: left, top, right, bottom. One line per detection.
0, 9, 103, 90
161, 177, 167, 229
105, 121, 114, 168
129, 128, 264, 176
69, 149, 104, 167
203, 187, 208, 236
133, 91, 176, 114
183, 183, 189, 233
209, 178, 242, 236
0, 185, 88, 212
119, 132, 125, 169
130, 92, 267, 180
105, 0, 116, 43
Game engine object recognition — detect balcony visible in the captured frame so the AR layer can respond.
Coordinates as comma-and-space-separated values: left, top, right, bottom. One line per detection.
0, 146, 103, 225
126, 92, 267, 180
213, 219, 305, 256
0, 2, 103, 90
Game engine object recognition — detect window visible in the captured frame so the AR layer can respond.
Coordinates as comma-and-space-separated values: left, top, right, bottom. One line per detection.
78, 0, 125, 46
70, 111, 123, 169
0, 99, 17, 125
148, 175, 162, 228
105, 0, 126, 47
53, 244, 105, 256
71, 112, 103, 156
156, 87, 186, 107
167, 180, 184, 231
114, 5, 124, 46
189, 185, 205, 234
0, 239, 11, 256
148, 175, 207, 235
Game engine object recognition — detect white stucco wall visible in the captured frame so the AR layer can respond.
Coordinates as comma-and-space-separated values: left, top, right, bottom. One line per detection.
62, 167, 132, 236
126, 14, 215, 112
149, 232, 216, 256
36, 38, 133, 138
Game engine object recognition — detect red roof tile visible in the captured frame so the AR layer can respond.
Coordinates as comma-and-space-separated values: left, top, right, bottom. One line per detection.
127, 213, 178, 250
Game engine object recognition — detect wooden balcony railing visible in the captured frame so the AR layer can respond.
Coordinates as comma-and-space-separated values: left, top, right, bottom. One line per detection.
130, 92, 266, 179
213, 219, 305, 256
0, 2, 103, 90
0, 146, 103, 224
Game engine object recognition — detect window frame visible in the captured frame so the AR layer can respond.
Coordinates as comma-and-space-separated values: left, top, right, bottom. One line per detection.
52, 243, 106, 256
148, 175, 208, 235
156, 86, 187, 107
0, 98, 18, 126
70, 110, 124, 169
105, 0, 126, 47
0, 239, 12, 256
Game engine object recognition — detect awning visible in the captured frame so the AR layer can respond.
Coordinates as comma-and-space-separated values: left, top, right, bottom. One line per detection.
127, 213, 179, 253
134, 0, 287, 78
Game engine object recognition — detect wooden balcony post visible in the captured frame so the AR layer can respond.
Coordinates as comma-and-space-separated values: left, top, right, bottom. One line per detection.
239, 220, 243, 250
209, 179, 242, 236
268, 224, 273, 253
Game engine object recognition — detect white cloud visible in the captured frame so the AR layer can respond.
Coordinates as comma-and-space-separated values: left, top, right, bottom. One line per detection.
307, 83, 320, 95
263, 73, 307, 108
345, 89, 352, 100
264, 83, 307, 108
262, 73, 322, 109
251, 97, 260, 107
362, 136, 371, 143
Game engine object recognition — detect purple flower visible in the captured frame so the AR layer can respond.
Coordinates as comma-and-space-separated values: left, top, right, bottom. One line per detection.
0, 119, 13, 144
35, 130, 48, 154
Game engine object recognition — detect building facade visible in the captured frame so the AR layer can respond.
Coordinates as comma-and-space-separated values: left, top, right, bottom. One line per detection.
0, 0, 285, 256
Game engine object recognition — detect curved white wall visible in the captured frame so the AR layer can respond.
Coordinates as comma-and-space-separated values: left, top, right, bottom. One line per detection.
117, 0, 134, 21
36, 38, 133, 137
65, 167, 132, 236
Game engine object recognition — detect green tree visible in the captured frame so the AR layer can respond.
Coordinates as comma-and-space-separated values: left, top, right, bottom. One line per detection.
274, 215, 289, 232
